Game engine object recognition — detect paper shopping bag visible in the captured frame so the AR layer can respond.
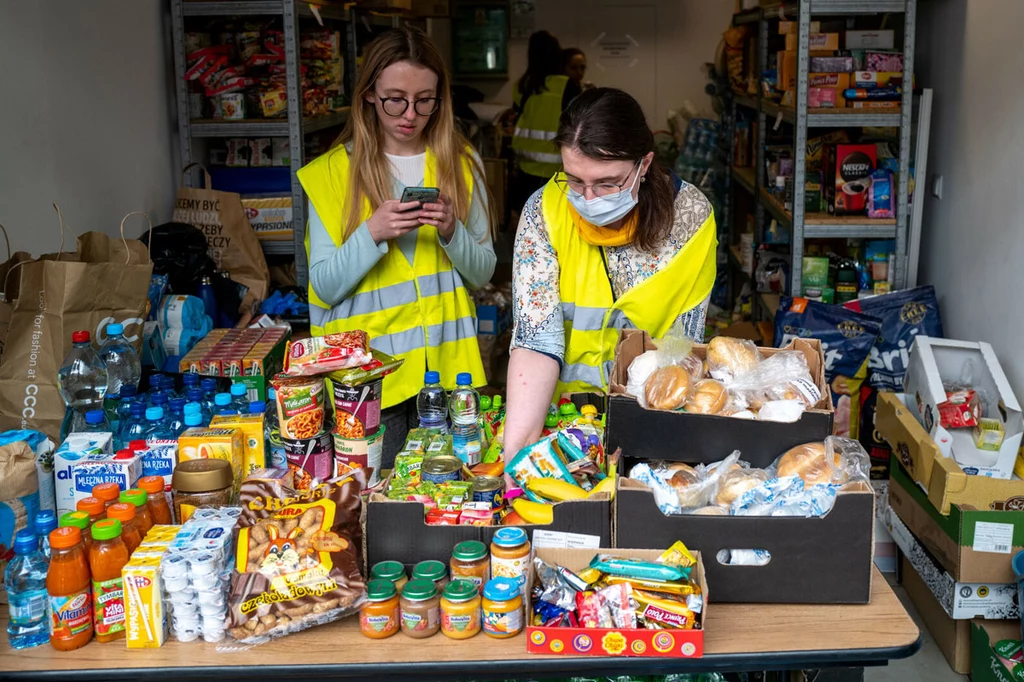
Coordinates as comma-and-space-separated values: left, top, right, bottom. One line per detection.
172, 163, 270, 314
0, 222, 153, 441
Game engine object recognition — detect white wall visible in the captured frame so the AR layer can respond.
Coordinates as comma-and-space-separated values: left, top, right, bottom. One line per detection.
0, 1, 176, 256
452, 0, 733, 124
915, 0, 1024, 393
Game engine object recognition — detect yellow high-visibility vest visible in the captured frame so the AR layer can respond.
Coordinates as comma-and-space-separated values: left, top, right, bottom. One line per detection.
540, 178, 718, 397
297, 146, 485, 408
512, 75, 569, 179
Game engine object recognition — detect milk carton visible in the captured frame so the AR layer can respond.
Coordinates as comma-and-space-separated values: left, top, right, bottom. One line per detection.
137, 440, 178, 491
58, 432, 113, 455
55, 445, 105, 515
67, 453, 143, 512
123, 556, 167, 648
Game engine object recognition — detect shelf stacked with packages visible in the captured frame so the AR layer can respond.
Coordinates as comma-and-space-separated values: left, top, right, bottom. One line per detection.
723, 0, 924, 323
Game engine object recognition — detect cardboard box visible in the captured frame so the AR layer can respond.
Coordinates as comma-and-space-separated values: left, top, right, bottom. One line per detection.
68, 453, 144, 517
878, 392, 1024, 515
210, 413, 267, 477
476, 303, 509, 336
971, 620, 1024, 682
365, 492, 611, 569
525, 547, 706, 658
846, 30, 895, 50
852, 71, 902, 88
849, 101, 901, 110
615, 477, 873, 603
885, 504, 1019, 619
778, 50, 797, 91
889, 456, 1024, 583
785, 33, 840, 51
779, 20, 820, 35
826, 143, 877, 215
242, 196, 293, 242
901, 555, 972, 674
607, 330, 834, 465
904, 337, 1023, 480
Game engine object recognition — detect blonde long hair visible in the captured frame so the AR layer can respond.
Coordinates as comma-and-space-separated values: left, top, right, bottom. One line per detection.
333, 26, 493, 239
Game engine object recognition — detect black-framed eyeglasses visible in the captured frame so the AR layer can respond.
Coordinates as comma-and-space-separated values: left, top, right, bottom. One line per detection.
553, 160, 642, 201
376, 93, 441, 117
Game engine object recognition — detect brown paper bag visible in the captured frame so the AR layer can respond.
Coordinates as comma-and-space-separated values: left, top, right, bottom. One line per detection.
0, 225, 25, 363
172, 163, 270, 313
0, 213, 153, 441
0, 439, 40, 603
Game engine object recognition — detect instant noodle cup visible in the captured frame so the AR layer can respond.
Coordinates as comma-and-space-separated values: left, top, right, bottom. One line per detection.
333, 425, 386, 487
332, 378, 383, 438
282, 431, 334, 490
271, 374, 326, 439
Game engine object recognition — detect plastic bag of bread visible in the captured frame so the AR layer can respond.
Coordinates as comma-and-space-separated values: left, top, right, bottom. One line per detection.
641, 322, 704, 411
714, 467, 770, 506
628, 451, 740, 514
773, 437, 869, 487
685, 379, 728, 415
226, 467, 367, 644
706, 336, 761, 383
626, 350, 659, 406
727, 351, 821, 411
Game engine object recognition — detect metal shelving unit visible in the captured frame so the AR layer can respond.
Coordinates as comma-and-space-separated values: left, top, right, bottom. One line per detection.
725, 0, 917, 320
170, 0, 360, 287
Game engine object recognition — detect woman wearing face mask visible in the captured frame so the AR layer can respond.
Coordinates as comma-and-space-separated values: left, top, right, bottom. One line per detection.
502, 88, 717, 456
298, 27, 496, 463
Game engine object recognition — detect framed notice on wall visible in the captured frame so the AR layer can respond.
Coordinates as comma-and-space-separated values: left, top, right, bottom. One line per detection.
452, 2, 509, 78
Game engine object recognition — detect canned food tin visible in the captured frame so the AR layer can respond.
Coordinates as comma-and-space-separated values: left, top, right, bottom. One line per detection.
282, 431, 334, 490
333, 424, 386, 488
471, 475, 504, 510
332, 379, 382, 438
421, 456, 462, 484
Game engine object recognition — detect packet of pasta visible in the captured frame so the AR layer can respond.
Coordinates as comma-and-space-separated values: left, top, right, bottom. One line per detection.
283, 332, 372, 376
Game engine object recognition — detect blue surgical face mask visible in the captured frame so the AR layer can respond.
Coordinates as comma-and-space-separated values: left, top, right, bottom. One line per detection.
566, 164, 642, 227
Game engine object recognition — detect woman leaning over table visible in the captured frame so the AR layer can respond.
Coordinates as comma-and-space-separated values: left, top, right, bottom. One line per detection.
298, 26, 496, 464
501, 88, 718, 457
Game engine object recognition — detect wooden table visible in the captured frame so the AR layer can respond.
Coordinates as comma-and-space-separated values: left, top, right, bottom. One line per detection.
0, 568, 919, 680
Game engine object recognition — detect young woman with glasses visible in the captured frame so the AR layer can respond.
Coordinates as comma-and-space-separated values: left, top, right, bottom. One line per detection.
501, 88, 718, 456
298, 26, 496, 464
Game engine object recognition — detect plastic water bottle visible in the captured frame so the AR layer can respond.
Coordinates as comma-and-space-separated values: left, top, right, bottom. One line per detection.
167, 398, 187, 438
78, 409, 110, 435
229, 383, 249, 412
198, 275, 218, 322
4, 529, 48, 649
33, 511, 57, 560
99, 323, 141, 398
247, 401, 265, 415
160, 374, 177, 398
121, 401, 148, 444
182, 372, 200, 395
417, 371, 449, 434
147, 374, 164, 397
184, 411, 203, 429
151, 391, 169, 411
57, 330, 108, 438
144, 407, 173, 442
214, 393, 232, 415
449, 373, 481, 465
114, 385, 138, 431
185, 388, 207, 422
201, 378, 218, 418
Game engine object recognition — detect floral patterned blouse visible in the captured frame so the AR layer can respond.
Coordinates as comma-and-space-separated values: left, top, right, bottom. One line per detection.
511, 179, 713, 363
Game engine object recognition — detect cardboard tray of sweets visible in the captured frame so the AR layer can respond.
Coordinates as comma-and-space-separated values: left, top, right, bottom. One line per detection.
525, 547, 706, 658
606, 330, 834, 466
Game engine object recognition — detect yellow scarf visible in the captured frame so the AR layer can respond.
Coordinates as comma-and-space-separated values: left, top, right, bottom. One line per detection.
570, 205, 639, 247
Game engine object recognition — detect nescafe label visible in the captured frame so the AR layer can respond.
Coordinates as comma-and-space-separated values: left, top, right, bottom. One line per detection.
841, 151, 873, 181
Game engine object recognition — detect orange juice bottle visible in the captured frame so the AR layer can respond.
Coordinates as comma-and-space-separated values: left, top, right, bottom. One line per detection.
92, 482, 121, 509
106, 503, 142, 555
119, 489, 153, 536
89, 519, 129, 643
47, 527, 93, 651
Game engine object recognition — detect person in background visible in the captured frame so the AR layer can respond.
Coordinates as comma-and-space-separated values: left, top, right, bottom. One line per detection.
502, 88, 717, 456
298, 26, 496, 465
562, 47, 595, 91
510, 31, 582, 218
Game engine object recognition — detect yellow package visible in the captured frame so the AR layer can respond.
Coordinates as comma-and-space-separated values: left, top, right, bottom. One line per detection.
177, 427, 244, 491
657, 540, 696, 568
210, 413, 267, 477
123, 556, 166, 648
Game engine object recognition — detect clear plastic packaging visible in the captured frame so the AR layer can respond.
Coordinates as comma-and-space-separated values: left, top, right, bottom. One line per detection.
705, 336, 761, 383
726, 350, 821, 411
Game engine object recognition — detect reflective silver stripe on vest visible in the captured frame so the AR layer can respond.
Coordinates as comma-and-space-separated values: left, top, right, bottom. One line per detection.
560, 360, 614, 389
372, 327, 425, 357
518, 149, 562, 164
562, 303, 635, 332
309, 300, 331, 330
425, 316, 477, 347
513, 126, 557, 141
333, 280, 418, 319
417, 271, 459, 298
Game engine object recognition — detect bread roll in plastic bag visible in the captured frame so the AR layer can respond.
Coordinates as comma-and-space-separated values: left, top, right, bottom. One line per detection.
727, 351, 821, 411
773, 436, 869, 488
639, 321, 703, 410
706, 336, 761, 383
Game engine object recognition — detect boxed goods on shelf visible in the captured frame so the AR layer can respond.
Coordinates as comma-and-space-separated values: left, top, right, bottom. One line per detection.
784, 33, 840, 52
179, 327, 290, 400
971, 620, 1024, 682
606, 329, 833, 463
888, 456, 1024, 584
900, 554, 972, 674
525, 547, 706, 658
846, 30, 896, 50
241, 196, 293, 241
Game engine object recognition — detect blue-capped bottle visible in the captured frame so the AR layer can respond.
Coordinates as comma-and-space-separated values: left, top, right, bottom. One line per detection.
166, 398, 187, 438
200, 378, 218, 419
449, 372, 481, 466
159, 374, 177, 399
182, 372, 200, 395
33, 511, 57, 560
229, 383, 249, 413
122, 401, 149, 444
247, 401, 266, 415
185, 388, 208, 423
417, 371, 449, 434
214, 392, 233, 415
78, 409, 110, 435
4, 530, 48, 649
114, 385, 138, 433
147, 374, 164, 397
99, 322, 141, 398
143, 407, 173, 442
183, 411, 204, 430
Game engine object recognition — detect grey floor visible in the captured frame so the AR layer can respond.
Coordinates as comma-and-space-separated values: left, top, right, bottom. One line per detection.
864, 574, 968, 682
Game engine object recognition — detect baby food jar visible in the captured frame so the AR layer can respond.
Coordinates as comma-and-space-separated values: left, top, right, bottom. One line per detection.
482, 577, 523, 639
490, 527, 531, 597
412, 560, 449, 592
440, 579, 481, 640
400, 579, 440, 639
371, 560, 408, 591
360, 579, 400, 639
450, 540, 489, 589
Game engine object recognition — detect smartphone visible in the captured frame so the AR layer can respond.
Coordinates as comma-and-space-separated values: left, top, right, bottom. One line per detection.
400, 187, 440, 205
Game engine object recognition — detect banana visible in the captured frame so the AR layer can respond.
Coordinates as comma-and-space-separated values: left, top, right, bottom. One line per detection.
511, 498, 554, 525
526, 477, 587, 502
587, 475, 616, 500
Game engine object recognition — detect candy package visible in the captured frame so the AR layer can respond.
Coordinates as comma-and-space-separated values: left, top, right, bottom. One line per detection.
507, 435, 577, 503
324, 348, 404, 387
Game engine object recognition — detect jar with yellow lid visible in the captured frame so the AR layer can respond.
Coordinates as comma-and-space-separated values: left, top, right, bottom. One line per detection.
412, 559, 449, 591
439, 579, 481, 640
490, 527, 530, 597
371, 560, 408, 591
482, 577, 523, 639
450, 540, 489, 589
360, 579, 400, 639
